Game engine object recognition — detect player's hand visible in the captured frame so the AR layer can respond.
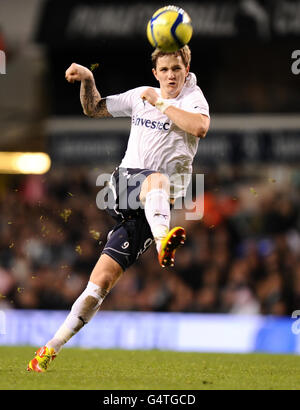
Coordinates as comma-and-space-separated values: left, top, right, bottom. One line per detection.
141, 88, 159, 106
65, 63, 93, 83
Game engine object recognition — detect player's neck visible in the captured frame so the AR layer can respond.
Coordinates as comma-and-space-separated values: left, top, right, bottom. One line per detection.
160, 87, 183, 100
161, 91, 179, 99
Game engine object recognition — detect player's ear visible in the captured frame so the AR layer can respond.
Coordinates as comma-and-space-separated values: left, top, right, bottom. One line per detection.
152, 68, 158, 81
185, 65, 190, 78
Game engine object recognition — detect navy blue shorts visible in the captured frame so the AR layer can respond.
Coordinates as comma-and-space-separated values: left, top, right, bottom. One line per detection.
101, 167, 157, 271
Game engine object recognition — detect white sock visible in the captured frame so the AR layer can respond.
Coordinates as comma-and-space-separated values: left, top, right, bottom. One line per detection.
46, 281, 106, 353
144, 189, 170, 251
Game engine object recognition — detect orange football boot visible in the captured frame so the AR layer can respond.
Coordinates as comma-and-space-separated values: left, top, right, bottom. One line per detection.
158, 226, 186, 267
27, 346, 56, 373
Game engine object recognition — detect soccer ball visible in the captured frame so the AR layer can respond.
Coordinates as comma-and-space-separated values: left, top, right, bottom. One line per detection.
147, 5, 193, 52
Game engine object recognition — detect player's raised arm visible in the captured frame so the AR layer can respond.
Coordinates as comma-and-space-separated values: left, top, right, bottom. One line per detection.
65, 63, 112, 118
141, 87, 210, 138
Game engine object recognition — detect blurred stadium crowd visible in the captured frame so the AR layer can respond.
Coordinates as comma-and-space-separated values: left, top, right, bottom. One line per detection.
0, 167, 300, 316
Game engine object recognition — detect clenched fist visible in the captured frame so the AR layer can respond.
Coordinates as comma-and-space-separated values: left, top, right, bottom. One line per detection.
65, 63, 93, 83
141, 88, 159, 106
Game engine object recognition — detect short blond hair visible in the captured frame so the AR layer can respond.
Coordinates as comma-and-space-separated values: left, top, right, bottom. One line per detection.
151, 45, 191, 69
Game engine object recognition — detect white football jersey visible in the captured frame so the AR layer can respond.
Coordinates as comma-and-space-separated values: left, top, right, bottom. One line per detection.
106, 73, 209, 198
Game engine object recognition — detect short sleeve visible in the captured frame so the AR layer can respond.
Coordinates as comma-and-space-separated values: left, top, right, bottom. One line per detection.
105, 87, 145, 118
105, 89, 134, 117
182, 88, 210, 118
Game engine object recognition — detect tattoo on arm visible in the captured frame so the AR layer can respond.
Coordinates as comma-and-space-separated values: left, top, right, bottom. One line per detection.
94, 99, 112, 118
80, 78, 111, 118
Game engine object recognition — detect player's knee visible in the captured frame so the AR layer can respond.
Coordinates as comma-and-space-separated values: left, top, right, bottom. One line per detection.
90, 269, 120, 294
90, 254, 123, 292
140, 172, 170, 203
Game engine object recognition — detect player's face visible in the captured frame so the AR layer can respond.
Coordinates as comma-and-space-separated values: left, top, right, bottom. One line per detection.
153, 55, 189, 99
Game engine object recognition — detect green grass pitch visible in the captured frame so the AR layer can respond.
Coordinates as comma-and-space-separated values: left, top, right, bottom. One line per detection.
0, 346, 300, 390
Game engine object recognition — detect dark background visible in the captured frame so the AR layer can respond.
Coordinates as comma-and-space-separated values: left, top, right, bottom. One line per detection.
35, 0, 300, 115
